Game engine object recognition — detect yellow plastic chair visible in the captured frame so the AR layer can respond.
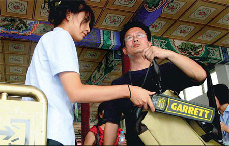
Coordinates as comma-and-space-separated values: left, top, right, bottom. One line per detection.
0, 83, 47, 145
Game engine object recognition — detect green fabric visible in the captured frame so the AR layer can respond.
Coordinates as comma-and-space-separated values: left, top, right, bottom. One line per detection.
101, 30, 111, 49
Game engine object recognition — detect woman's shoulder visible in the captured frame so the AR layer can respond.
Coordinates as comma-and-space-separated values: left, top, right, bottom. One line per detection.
90, 125, 97, 132
41, 27, 71, 41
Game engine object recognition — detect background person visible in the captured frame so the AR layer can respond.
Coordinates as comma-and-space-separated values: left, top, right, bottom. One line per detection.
84, 102, 126, 145
22, 1, 155, 145
213, 84, 229, 144
103, 21, 207, 145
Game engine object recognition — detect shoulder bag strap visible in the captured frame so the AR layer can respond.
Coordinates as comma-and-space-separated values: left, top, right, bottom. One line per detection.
201, 66, 223, 143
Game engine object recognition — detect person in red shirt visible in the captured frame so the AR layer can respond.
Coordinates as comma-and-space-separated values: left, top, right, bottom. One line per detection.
84, 102, 126, 145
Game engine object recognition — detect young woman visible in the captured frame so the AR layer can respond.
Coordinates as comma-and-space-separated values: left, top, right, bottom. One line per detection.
23, 0, 155, 145
84, 103, 126, 145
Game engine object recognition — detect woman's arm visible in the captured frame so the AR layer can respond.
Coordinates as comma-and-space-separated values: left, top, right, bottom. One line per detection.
84, 131, 95, 145
59, 72, 155, 111
104, 122, 119, 145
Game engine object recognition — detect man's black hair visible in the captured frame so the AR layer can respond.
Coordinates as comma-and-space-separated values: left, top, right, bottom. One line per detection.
48, 0, 95, 29
120, 21, 151, 47
213, 84, 229, 105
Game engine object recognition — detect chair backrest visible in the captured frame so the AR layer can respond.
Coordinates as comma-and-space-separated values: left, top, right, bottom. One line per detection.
0, 83, 47, 145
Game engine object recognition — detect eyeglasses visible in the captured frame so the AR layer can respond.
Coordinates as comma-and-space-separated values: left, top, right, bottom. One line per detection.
124, 33, 147, 42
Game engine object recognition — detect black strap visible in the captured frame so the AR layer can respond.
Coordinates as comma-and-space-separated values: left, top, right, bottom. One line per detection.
200, 66, 223, 143
152, 59, 162, 94
96, 125, 100, 146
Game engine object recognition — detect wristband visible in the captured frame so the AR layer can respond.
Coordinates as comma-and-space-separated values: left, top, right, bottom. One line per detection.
128, 84, 131, 98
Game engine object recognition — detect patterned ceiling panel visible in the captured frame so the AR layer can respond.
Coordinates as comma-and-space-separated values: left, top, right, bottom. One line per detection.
89, 102, 100, 122
96, 9, 134, 31
161, 0, 196, 19
0, 0, 35, 19
0, 64, 4, 73
99, 81, 111, 85
163, 20, 204, 41
81, 80, 86, 84
102, 73, 119, 83
0, 64, 4, 82
208, 0, 229, 5
0, 39, 29, 83
85, 0, 107, 8
79, 71, 92, 81
99, 62, 122, 84
0, 64, 3, 71
109, 62, 122, 75
180, 1, 226, 24
0, 74, 5, 82
76, 47, 83, 57
214, 33, 229, 48
30, 42, 36, 55
106, 0, 143, 12
189, 26, 228, 44
208, 8, 229, 30
79, 61, 98, 72
3, 40, 30, 54
89, 102, 98, 112
34, 0, 49, 21
0, 54, 3, 64
6, 74, 25, 83
78, 48, 107, 62
4, 54, 29, 66
150, 17, 175, 36
0, 40, 2, 52
5, 65, 27, 75
90, 6, 103, 24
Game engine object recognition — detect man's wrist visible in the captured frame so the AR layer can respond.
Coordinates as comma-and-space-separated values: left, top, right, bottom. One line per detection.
128, 84, 131, 98
166, 50, 176, 61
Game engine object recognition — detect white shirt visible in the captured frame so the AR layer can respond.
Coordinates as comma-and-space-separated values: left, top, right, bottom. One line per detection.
23, 27, 79, 145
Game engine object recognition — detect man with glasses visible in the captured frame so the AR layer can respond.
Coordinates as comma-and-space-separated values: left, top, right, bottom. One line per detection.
102, 21, 207, 145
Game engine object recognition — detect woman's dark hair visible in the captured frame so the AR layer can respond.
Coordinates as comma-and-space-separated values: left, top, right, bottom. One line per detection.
48, 0, 95, 28
97, 102, 106, 126
120, 21, 151, 48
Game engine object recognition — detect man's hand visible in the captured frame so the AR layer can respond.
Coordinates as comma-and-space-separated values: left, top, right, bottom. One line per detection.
129, 85, 155, 112
142, 45, 206, 82
142, 46, 172, 62
221, 122, 229, 133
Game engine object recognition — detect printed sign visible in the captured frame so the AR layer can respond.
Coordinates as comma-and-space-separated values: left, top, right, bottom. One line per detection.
151, 94, 215, 123
0, 118, 30, 145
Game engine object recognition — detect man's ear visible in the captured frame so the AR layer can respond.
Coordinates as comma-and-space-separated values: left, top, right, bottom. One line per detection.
122, 47, 127, 55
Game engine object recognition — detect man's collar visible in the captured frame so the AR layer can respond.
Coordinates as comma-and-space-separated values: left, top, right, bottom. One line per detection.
225, 105, 229, 112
